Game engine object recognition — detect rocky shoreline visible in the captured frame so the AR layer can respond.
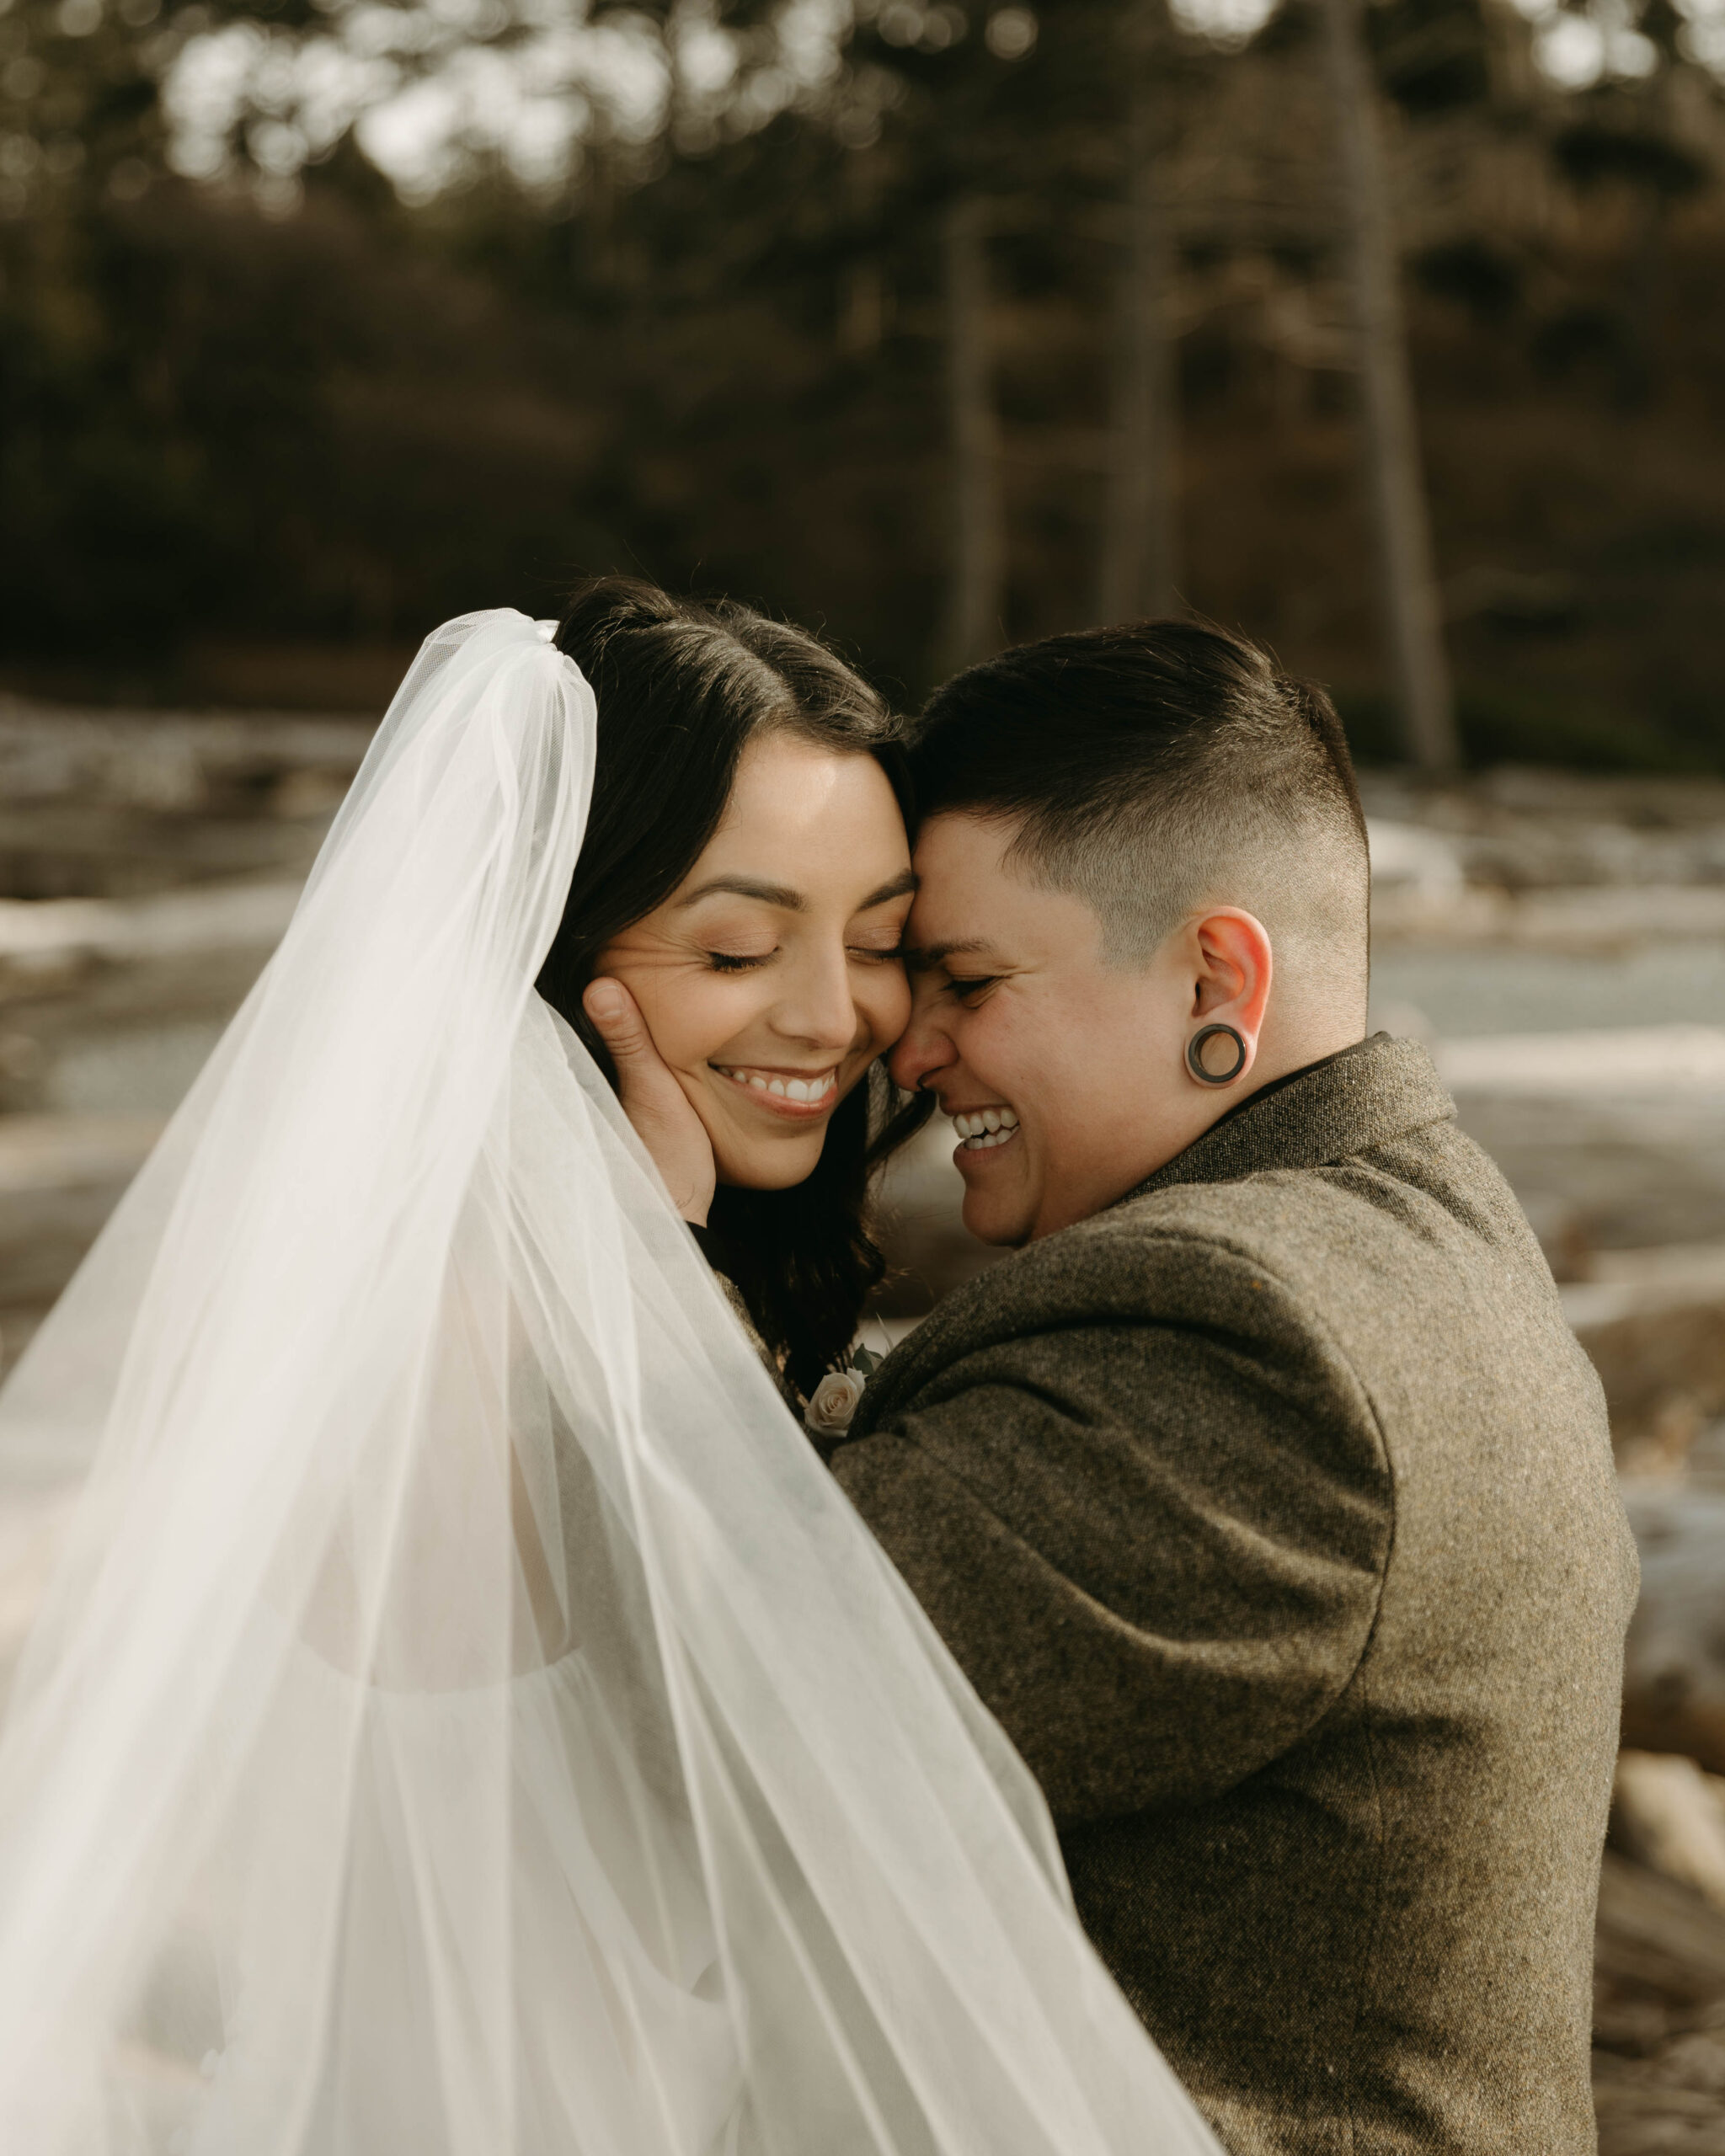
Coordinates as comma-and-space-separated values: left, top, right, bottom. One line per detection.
6, 701, 1725, 2140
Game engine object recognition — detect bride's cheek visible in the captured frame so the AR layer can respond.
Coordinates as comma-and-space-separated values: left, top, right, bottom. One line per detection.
687, 1086, 734, 1154
862, 968, 912, 1053
651, 974, 746, 1077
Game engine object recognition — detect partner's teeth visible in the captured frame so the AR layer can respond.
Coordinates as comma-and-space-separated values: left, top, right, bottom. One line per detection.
953, 1106, 1018, 1139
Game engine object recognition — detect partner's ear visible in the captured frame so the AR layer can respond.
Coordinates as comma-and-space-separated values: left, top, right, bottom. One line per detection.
1185, 910, 1274, 1088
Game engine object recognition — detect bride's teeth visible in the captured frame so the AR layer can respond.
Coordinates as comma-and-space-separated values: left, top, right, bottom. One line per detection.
719, 1065, 836, 1102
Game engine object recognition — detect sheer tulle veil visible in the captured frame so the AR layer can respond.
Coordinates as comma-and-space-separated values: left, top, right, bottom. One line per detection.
0, 611, 1220, 2155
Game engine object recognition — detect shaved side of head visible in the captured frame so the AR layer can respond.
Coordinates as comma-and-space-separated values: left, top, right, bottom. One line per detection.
912, 621, 1370, 1033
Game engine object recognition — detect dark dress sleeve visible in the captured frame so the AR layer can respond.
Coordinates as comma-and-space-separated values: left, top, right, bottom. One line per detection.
686, 1220, 804, 1416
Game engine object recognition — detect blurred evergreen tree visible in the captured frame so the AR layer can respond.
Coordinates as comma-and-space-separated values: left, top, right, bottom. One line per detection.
0, 0, 1718, 767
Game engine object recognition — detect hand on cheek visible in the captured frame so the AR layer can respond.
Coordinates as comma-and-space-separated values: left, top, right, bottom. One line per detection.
583, 977, 719, 1225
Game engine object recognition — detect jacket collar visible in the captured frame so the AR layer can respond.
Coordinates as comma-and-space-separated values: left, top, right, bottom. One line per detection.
844, 1035, 1456, 1443
1121, 1033, 1455, 1205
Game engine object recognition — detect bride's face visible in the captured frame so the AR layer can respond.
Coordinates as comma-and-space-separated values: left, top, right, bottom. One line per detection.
595, 733, 915, 1189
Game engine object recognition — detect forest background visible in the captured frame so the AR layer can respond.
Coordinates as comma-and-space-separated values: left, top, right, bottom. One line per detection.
1, 0, 1722, 771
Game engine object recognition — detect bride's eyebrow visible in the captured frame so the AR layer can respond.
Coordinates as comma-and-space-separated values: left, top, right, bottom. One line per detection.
857, 869, 917, 909
676, 876, 805, 910
676, 867, 916, 913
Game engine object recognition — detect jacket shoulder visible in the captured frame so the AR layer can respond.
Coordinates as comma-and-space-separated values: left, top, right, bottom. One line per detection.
854, 1178, 1370, 1441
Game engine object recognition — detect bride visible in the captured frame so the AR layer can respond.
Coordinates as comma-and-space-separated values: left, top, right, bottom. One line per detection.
540, 577, 927, 1404
0, 584, 1219, 2155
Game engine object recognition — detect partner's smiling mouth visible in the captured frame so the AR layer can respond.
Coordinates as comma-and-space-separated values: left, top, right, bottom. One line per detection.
713, 1063, 839, 1107
951, 1106, 1019, 1152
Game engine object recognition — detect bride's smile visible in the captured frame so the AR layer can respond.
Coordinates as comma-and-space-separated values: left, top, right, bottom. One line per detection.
712, 1062, 840, 1113
592, 728, 914, 1190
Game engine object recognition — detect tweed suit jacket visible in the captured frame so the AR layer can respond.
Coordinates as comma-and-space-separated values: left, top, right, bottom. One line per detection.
832, 1035, 1637, 2156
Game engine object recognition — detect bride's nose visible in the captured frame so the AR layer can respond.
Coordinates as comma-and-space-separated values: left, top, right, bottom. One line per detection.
769, 941, 862, 1050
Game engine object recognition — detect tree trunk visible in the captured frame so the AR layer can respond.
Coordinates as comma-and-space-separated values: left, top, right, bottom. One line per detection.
1098, 28, 1180, 623
1318, 0, 1459, 771
941, 193, 1006, 673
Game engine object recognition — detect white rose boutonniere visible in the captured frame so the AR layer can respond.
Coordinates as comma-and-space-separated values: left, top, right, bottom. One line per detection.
804, 1370, 866, 1439
804, 1345, 884, 1443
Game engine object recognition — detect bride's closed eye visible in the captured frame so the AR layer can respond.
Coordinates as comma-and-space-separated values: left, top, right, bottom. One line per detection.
708, 942, 901, 974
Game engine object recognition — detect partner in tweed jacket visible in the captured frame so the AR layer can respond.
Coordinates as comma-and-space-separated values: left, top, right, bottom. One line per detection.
832, 1034, 1637, 2156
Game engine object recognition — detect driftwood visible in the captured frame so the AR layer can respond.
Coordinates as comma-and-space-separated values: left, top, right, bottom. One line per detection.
1594, 1850, 1725, 2151
1598, 1490, 1725, 2143
1615, 1753, 1725, 1914
1568, 1257, 1725, 1472
1621, 1487, 1725, 1773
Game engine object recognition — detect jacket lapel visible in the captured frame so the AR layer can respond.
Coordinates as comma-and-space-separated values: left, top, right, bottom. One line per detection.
851, 1036, 1455, 1438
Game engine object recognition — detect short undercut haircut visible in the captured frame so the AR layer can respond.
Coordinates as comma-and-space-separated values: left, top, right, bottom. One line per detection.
912, 620, 1370, 1009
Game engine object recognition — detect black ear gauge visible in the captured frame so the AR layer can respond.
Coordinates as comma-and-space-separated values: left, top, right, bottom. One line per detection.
1186, 1023, 1248, 1086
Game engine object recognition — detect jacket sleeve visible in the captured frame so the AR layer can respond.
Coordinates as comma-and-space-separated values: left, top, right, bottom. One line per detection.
830, 1235, 1393, 1825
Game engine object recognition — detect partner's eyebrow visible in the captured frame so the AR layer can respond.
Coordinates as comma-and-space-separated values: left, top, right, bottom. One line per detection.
903, 937, 997, 969
676, 876, 805, 911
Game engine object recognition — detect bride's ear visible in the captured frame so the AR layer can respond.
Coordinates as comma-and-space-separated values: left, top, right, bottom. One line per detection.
1183, 910, 1273, 1090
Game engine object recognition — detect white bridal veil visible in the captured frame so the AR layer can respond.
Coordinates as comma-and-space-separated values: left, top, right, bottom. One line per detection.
0, 611, 1219, 2156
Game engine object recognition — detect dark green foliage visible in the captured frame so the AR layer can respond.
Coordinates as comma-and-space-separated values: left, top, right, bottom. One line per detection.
0, 184, 618, 659
1553, 117, 1710, 197
0, 0, 1721, 774
1413, 237, 1522, 321
1530, 301, 1631, 378
1338, 690, 1708, 772
1366, 0, 1493, 115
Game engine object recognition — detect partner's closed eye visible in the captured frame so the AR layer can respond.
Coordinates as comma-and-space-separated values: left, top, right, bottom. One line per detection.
706, 951, 773, 973
947, 975, 999, 1001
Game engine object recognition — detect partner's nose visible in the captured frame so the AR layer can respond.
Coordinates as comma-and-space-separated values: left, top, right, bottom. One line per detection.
888, 986, 956, 1094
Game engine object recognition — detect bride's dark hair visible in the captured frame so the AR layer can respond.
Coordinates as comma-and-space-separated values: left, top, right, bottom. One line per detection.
537, 575, 929, 1398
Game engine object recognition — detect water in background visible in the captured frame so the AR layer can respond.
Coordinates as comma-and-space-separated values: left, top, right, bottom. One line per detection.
4, 714, 1724, 1461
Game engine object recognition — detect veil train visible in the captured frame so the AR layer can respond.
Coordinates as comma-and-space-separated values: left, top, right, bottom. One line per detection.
0, 611, 1220, 2156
